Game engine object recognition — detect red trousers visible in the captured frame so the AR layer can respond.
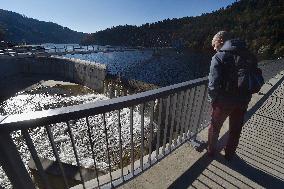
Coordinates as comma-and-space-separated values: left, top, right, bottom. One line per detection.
208, 102, 248, 156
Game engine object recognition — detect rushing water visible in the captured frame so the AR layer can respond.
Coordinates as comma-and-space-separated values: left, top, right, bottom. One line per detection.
0, 82, 152, 188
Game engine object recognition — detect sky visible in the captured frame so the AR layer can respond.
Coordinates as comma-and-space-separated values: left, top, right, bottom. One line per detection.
0, 0, 237, 33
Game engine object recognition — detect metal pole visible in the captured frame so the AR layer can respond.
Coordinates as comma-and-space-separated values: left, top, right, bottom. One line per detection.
45, 126, 69, 189
22, 129, 52, 189
117, 110, 124, 180
66, 122, 86, 189
103, 114, 114, 188
179, 89, 191, 141
162, 96, 171, 155
189, 85, 208, 148
169, 93, 178, 151
185, 87, 197, 138
174, 92, 184, 145
130, 106, 134, 175
140, 103, 145, 170
86, 117, 101, 188
0, 131, 36, 189
156, 98, 163, 159
147, 101, 155, 164
194, 85, 208, 135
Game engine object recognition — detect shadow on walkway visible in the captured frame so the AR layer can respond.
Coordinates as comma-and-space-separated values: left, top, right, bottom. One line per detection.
168, 134, 284, 189
168, 73, 284, 189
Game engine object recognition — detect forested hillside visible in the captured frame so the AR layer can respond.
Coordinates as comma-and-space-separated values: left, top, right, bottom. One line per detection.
82, 0, 283, 59
0, 9, 85, 44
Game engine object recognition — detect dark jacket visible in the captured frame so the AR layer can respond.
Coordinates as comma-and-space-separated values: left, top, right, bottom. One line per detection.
208, 39, 257, 104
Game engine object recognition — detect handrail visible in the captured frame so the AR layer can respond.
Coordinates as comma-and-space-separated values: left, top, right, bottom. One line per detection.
0, 76, 210, 189
0, 77, 208, 132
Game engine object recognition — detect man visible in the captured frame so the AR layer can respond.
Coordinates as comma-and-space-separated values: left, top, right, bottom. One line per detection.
207, 31, 256, 160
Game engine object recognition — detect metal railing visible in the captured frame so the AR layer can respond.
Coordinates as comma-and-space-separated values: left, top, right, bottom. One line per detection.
0, 77, 210, 189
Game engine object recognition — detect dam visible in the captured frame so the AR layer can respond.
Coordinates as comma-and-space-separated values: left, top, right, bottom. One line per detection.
0, 51, 284, 189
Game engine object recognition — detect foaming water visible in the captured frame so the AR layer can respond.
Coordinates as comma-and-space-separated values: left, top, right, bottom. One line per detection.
0, 83, 151, 188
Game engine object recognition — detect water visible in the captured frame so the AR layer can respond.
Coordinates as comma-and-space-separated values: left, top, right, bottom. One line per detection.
0, 82, 152, 188
63, 50, 153, 76
41, 43, 127, 53
0, 45, 211, 187
38, 43, 210, 86
62, 49, 210, 86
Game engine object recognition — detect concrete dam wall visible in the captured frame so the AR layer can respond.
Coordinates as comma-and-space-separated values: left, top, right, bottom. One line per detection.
0, 56, 107, 100
0, 55, 158, 101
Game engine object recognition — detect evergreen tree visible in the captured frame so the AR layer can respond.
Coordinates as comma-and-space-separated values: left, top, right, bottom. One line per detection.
0, 9, 85, 44
82, 0, 283, 59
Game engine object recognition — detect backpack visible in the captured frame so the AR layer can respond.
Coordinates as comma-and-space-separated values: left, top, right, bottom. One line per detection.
246, 67, 264, 94
221, 51, 264, 95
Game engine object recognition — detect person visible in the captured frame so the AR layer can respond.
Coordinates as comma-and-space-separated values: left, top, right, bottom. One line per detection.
207, 31, 257, 160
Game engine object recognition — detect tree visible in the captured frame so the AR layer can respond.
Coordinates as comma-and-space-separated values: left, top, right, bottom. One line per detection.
81, 0, 283, 59
0, 9, 86, 44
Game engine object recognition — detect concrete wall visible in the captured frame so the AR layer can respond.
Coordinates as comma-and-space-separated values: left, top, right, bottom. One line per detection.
0, 56, 107, 92
0, 56, 22, 79
0, 55, 157, 100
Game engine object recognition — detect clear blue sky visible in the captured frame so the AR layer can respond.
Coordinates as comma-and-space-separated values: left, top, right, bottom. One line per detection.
0, 0, 237, 33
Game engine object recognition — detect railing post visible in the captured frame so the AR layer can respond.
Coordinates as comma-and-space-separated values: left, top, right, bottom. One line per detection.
0, 131, 35, 189
189, 85, 208, 148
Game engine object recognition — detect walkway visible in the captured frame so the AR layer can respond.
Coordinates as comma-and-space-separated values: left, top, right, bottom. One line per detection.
119, 68, 284, 189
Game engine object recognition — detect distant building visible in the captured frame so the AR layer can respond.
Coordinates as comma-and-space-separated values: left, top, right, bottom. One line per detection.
0, 41, 13, 50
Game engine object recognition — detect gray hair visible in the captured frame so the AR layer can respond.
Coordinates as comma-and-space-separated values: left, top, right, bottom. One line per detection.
213, 31, 230, 42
